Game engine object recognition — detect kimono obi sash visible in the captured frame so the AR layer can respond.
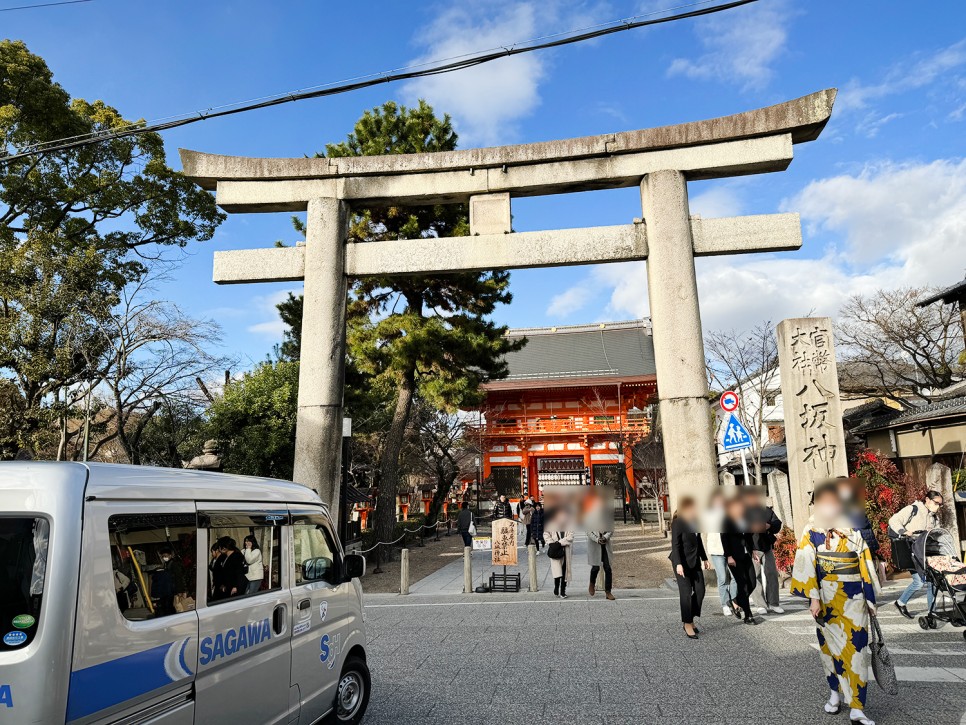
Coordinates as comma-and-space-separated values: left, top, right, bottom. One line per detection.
816, 549, 860, 579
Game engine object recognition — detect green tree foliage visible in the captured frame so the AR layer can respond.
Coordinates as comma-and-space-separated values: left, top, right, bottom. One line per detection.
204, 361, 299, 479
0, 40, 224, 454
316, 101, 521, 540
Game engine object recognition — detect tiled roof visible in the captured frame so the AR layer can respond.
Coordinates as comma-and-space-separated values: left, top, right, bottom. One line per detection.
917, 278, 966, 307
497, 320, 656, 383
851, 394, 966, 433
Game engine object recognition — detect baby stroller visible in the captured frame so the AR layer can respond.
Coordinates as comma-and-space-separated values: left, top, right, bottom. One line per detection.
910, 528, 966, 639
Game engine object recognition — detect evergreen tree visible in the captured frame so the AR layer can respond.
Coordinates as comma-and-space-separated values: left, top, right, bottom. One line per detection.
298, 101, 521, 541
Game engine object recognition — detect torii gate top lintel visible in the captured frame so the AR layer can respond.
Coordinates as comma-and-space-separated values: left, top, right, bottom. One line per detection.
179, 88, 835, 208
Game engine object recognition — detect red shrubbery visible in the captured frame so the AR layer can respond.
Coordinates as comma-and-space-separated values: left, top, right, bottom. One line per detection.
772, 449, 922, 575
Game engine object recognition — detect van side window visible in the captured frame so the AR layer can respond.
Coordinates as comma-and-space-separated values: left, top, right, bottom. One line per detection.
292, 515, 340, 586
108, 513, 197, 622
201, 511, 285, 603
0, 517, 48, 649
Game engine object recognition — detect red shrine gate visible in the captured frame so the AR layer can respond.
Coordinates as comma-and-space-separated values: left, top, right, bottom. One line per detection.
473, 320, 657, 500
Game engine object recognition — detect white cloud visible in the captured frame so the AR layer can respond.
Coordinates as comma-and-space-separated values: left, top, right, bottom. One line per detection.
546, 284, 594, 317
246, 288, 302, 339
403, 1, 605, 146
546, 158, 966, 333
666, 0, 790, 90
688, 185, 744, 218
838, 38, 966, 113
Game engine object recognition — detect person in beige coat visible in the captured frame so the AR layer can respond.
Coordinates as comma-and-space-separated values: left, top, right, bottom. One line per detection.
546, 529, 574, 598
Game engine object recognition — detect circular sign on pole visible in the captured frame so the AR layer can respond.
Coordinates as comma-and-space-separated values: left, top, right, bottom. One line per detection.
719, 391, 740, 412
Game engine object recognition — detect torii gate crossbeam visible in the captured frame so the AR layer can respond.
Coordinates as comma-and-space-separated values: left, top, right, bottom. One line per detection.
181, 89, 836, 521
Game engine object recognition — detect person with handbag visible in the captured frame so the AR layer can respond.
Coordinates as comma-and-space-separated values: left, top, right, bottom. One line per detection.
888, 491, 943, 619
457, 502, 475, 547
791, 480, 880, 725
669, 496, 710, 639
545, 523, 573, 598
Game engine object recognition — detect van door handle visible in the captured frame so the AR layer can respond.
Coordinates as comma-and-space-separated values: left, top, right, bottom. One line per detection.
272, 604, 286, 635
298, 598, 311, 611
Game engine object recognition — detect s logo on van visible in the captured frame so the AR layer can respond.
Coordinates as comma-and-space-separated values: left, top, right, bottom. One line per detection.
0, 684, 12, 708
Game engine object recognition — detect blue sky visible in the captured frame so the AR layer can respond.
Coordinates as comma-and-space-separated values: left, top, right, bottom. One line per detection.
7, 0, 966, 370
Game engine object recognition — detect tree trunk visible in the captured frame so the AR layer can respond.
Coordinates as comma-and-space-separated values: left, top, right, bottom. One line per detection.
426, 470, 457, 529
373, 367, 416, 543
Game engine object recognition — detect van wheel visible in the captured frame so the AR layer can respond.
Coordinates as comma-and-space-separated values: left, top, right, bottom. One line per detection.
327, 656, 370, 724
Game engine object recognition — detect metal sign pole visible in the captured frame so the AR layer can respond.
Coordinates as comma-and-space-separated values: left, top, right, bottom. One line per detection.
739, 448, 750, 485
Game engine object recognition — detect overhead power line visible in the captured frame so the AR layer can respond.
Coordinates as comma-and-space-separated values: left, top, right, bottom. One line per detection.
1, 0, 757, 164
0, 0, 92, 12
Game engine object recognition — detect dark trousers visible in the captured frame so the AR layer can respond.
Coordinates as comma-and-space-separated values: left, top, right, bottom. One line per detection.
728, 557, 756, 618
524, 524, 532, 547
535, 531, 545, 549
553, 560, 568, 595
590, 546, 613, 592
460, 531, 472, 547
675, 566, 705, 624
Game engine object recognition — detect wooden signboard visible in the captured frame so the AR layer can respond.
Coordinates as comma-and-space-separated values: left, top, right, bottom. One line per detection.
491, 518, 518, 566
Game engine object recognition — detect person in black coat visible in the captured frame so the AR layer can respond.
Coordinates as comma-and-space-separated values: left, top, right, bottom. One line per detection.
742, 487, 784, 614
492, 495, 513, 520
721, 497, 758, 625
669, 496, 710, 639
215, 537, 247, 599
530, 502, 546, 551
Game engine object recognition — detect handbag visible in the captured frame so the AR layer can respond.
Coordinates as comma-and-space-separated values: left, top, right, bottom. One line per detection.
890, 537, 915, 571
547, 541, 564, 560
869, 614, 899, 695
468, 515, 477, 537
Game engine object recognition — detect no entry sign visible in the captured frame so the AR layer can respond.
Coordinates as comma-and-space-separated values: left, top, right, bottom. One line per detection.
719, 391, 740, 412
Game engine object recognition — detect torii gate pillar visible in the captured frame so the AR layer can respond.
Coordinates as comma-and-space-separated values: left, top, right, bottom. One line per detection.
292, 197, 349, 520
642, 170, 717, 511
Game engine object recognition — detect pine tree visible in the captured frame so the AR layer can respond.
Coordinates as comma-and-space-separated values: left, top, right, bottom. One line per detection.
305, 100, 521, 542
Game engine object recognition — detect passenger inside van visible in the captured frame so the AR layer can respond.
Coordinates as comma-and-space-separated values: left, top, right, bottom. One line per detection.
212, 537, 246, 600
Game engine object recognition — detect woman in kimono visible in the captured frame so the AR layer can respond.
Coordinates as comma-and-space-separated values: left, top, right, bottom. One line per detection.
791, 479, 880, 725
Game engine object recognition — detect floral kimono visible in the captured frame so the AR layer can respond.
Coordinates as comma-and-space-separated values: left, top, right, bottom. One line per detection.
790, 525, 880, 709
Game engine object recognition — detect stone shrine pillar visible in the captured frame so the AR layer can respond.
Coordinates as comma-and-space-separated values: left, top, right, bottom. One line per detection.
292, 198, 350, 523
776, 317, 848, 534
642, 171, 718, 511
767, 470, 793, 533
926, 463, 961, 550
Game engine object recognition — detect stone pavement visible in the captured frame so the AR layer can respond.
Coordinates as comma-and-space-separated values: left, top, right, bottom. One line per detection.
363, 579, 966, 724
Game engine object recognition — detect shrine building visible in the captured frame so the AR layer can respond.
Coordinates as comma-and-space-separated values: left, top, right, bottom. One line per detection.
476, 320, 657, 500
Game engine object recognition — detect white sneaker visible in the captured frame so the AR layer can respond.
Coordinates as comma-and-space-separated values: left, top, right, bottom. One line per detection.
755, 607, 768, 615
722, 606, 732, 617
769, 605, 785, 614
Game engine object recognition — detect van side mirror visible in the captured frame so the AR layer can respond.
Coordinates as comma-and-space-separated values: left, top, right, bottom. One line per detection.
343, 553, 366, 581
301, 556, 334, 582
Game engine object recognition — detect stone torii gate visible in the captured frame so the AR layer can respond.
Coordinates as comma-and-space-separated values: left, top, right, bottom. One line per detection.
181, 89, 836, 520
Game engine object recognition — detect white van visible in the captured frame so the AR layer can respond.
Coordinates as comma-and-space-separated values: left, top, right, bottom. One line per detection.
0, 462, 370, 725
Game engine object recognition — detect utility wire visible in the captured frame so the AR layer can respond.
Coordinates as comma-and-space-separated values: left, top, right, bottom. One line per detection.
0, 0, 92, 12
0, 0, 756, 164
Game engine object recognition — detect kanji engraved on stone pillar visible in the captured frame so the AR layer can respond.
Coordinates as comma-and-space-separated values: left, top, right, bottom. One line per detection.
776, 317, 848, 534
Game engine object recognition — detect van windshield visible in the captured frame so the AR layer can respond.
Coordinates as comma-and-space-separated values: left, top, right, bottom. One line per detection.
0, 517, 48, 651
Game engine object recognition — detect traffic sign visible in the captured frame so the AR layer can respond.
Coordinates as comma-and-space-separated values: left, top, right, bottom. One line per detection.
719, 391, 740, 412
721, 413, 753, 452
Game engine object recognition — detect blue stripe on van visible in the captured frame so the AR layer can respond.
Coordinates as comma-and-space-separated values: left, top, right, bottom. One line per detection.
66, 640, 190, 721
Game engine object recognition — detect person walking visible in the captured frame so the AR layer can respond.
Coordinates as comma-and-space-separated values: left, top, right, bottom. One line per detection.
743, 487, 784, 615
791, 480, 879, 725
889, 490, 943, 618
670, 497, 710, 639
493, 495, 513, 521
545, 519, 573, 598
242, 535, 264, 595
721, 496, 758, 624
531, 502, 546, 553
703, 490, 738, 616
521, 499, 535, 547
587, 528, 615, 600
456, 502, 475, 547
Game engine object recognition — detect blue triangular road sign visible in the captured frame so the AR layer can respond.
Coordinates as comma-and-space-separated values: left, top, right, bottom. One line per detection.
721, 413, 753, 452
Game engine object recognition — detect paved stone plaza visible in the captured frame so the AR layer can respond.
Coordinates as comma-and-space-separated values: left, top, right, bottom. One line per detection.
362, 535, 966, 725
